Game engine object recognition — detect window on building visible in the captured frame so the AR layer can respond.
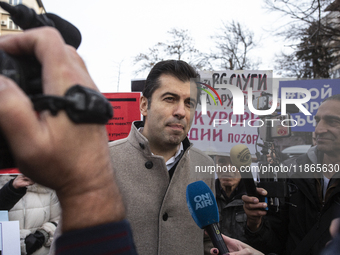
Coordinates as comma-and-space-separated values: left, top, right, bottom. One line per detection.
9, 0, 22, 5
8, 17, 20, 30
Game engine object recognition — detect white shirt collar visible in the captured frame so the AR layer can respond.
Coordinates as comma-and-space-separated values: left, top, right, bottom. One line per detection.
165, 143, 184, 171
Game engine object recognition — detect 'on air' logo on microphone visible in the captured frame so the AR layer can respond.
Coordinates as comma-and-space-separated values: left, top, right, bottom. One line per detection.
194, 193, 213, 210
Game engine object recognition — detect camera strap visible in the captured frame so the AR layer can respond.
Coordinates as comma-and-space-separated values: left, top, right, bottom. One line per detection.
30, 85, 113, 124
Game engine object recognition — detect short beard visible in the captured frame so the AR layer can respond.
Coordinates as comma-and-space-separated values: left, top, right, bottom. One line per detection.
168, 135, 184, 145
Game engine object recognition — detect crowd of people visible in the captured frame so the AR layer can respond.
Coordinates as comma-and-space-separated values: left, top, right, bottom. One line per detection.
0, 26, 339, 255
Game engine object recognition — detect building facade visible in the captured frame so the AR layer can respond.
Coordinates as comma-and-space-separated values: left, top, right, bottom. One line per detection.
324, 0, 340, 78
0, 0, 45, 36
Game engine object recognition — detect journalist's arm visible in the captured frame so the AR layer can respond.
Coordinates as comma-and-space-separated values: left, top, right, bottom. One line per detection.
242, 188, 287, 255
0, 175, 34, 210
0, 27, 137, 255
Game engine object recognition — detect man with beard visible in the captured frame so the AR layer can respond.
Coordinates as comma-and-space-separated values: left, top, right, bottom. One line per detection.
215, 156, 247, 243
108, 60, 214, 255
242, 94, 340, 255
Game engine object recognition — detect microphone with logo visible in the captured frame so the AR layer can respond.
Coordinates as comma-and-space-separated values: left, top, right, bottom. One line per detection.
230, 144, 267, 206
186, 181, 229, 255
230, 144, 257, 196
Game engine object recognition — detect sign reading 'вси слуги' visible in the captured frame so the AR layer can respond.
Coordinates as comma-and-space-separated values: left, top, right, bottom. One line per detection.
189, 71, 339, 155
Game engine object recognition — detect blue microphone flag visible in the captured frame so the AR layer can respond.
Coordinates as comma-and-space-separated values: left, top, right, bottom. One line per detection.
186, 181, 219, 229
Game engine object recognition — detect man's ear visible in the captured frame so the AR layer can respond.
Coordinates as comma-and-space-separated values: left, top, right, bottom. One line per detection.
140, 96, 148, 117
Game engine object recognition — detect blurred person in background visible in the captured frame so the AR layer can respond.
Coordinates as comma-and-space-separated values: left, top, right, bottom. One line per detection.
215, 156, 247, 243
0, 175, 60, 255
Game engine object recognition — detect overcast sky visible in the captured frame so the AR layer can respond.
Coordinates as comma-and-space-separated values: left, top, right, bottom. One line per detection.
42, 0, 288, 93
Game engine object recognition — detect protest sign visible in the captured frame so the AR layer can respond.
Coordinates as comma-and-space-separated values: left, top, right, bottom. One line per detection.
279, 79, 340, 132
189, 70, 273, 155
103, 93, 141, 141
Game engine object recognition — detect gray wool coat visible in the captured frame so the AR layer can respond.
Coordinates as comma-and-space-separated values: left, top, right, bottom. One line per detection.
109, 121, 215, 255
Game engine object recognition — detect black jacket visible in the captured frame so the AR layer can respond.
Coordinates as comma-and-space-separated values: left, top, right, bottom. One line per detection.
0, 178, 26, 210
245, 146, 340, 255
215, 178, 248, 243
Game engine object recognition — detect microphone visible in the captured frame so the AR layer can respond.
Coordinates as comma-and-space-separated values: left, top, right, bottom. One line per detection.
0, 2, 81, 49
186, 181, 229, 255
230, 144, 257, 196
230, 144, 267, 207
45, 13, 82, 49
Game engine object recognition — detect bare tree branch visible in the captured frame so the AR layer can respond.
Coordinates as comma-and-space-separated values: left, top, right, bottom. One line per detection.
133, 28, 201, 75
264, 0, 340, 78
206, 21, 260, 70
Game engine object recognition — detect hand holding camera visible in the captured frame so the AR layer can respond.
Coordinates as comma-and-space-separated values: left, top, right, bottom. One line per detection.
0, 27, 124, 232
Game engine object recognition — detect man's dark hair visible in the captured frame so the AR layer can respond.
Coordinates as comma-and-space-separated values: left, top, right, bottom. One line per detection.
322, 93, 340, 103
217, 157, 231, 166
142, 60, 199, 109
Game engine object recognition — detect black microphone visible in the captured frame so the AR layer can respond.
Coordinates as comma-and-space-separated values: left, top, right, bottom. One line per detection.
0, 2, 81, 49
186, 181, 229, 255
44, 13, 81, 49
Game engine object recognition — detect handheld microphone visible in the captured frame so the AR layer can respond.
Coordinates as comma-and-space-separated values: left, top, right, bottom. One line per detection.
186, 181, 229, 255
230, 144, 257, 196
0, 2, 81, 49
230, 144, 267, 207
